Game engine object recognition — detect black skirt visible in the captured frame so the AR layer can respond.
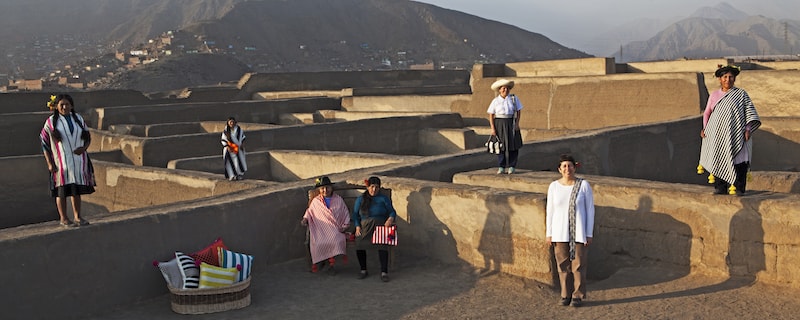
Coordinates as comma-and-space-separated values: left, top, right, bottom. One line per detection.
51, 183, 95, 198
494, 118, 523, 151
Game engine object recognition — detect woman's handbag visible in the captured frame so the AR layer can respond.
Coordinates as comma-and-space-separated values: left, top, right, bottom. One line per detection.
485, 135, 503, 154
372, 225, 398, 246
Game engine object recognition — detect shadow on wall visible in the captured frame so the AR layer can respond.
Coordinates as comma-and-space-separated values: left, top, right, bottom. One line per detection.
404, 187, 462, 264
477, 193, 515, 276
754, 130, 800, 172
592, 195, 767, 306
590, 196, 691, 285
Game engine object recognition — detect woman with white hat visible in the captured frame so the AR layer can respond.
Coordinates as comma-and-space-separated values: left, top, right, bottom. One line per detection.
487, 79, 524, 174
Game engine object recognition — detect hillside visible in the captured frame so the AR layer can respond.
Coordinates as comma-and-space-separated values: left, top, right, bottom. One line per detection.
100, 54, 251, 93
616, 3, 800, 62
1, 0, 590, 90
175, 0, 590, 72
0, 0, 240, 46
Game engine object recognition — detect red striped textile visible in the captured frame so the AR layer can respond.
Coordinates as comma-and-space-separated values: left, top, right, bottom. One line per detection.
372, 225, 397, 246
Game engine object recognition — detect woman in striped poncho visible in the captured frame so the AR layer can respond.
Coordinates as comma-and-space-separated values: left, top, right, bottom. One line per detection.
40, 94, 95, 227
699, 65, 761, 196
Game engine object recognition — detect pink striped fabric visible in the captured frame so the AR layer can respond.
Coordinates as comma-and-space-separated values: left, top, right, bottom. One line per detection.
40, 115, 94, 188
372, 225, 397, 246
304, 193, 350, 264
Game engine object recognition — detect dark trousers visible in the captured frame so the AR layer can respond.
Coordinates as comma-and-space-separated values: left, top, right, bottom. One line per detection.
497, 150, 519, 168
357, 249, 389, 273
715, 162, 749, 193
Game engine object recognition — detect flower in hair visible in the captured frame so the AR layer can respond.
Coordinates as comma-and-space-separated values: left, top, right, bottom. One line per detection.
46, 95, 57, 110
364, 179, 370, 186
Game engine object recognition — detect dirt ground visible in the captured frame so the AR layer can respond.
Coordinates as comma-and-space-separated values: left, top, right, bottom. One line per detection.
89, 247, 800, 320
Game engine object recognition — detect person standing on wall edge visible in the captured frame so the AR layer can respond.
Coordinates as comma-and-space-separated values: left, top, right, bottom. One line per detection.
40, 94, 95, 228
487, 78, 523, 174
698, 65, 761, 196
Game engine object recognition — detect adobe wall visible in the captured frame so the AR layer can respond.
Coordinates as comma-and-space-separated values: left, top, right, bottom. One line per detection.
505, 57, 616, 77
626, 58, 731, 73
753, 60, 800, 70
452, 171, 800, 286
376, 115, 798, 186
342, 94, 473, 113
266, 150, 420, 182
756, 117, 800, 171
0, 90, 157, 114
234, 70, 471, 100
89, 161, 262, 212
460, 72, 705, 130
87, 97, 342, 130
703, 70, 800, 117
313, 110, 436, 122
0, 184, 312, 320
5, 168, 799, 319
0, 111, 52, 156
108, 114, 463, 167
168, 150, 420, 182
380, 177, 551, 282
0, 155, 56, 228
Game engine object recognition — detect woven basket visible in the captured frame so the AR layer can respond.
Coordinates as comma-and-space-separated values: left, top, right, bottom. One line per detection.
168, 277, 251, 314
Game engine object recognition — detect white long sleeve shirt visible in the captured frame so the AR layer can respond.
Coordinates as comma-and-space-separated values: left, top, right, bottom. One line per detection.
546, 179, 595, 243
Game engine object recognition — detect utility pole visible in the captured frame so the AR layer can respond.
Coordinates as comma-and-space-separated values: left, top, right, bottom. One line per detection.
785, 21, 789, 55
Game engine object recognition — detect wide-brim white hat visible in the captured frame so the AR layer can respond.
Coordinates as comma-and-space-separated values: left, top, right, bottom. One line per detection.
491, 79, 514, 91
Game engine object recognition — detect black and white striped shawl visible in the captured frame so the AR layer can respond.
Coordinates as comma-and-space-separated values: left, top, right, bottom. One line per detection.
699, 87, 761, 185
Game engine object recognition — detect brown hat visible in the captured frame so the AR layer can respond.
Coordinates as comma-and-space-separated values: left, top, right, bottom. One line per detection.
491, 79, 514, 91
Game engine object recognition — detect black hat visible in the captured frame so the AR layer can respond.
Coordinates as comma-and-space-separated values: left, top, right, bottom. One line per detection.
314, 176, 334, 188
715, 65, 741, 77
365, 176, 381, 186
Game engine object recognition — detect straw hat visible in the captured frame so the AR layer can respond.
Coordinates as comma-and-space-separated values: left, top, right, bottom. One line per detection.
490, 79, 514, 91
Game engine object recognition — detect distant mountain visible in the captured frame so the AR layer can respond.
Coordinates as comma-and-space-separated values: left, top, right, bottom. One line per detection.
615, 3, 800, 62
582, 17, 679, 57
689, 2, 748, 20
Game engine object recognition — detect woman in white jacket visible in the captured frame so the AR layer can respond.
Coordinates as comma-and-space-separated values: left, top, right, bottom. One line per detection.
546, 154, 595, 307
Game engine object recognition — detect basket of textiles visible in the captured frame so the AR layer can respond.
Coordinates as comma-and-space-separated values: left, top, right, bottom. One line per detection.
153, 238, 254, 314
168, 275, 251, 314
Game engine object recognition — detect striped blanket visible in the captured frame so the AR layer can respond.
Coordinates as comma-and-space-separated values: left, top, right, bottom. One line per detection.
699, 87, 761, 185
304, 193, 350, 264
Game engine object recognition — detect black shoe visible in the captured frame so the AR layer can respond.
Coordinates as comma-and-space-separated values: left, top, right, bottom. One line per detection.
559, 297, 571, 306
357, 270, 368, 279
570, 298, 582, 307
380, 272, 390, 282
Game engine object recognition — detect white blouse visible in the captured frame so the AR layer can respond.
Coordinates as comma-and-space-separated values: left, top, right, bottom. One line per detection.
546, 179, 595, 243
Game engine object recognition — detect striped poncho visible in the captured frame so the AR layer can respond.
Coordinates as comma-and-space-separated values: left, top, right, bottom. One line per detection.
221, 125, 247, 179
699, 87, 761, 185
40, 113, 95, 190
304, 193, 350, 264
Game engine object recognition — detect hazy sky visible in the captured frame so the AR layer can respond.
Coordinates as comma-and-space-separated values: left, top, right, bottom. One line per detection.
415, 0, 799, 53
